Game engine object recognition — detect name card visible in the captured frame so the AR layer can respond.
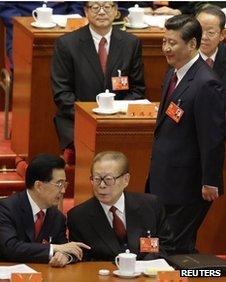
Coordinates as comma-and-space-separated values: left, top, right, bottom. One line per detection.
127, 103, 159, 118
11, 273, 42, 282
66, 18, 88, 30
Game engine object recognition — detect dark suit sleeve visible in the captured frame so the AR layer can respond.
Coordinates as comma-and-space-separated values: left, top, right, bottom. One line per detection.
194, 78, 225, 188
143, 197, 175, 260
51, 37, 75, 120
124, 38, 146, 100
67, 211, 93, 261
0, 202, 50, 263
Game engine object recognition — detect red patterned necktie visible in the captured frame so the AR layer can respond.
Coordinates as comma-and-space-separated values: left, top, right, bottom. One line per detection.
166, 72, 178, 99
206, 57, 214, 68
98, 37, 107, 73
110, 206, 126, 241
35, 210, 45, 238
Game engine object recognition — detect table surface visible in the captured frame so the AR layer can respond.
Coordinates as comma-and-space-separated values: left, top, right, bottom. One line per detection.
1, 262, 226, 282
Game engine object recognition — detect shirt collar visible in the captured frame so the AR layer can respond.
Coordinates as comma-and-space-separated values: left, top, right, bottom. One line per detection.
26, 190, 46, 218
199, 48, 218, 62
100, 192, 125, 214
89, 25, 112, 46
176, 53, 200, 83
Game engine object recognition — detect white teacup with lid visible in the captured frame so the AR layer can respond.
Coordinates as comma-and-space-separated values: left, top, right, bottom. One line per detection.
96, 89, 115, 111
32, 4, 53, 26
128, 4, 144, 27
115, 249, 137, 276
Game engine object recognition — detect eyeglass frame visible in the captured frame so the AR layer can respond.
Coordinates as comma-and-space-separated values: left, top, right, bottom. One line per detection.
47, 180, 69, 190
202, 30, 220, 38
90, 172, 128, 186
86, 2, 116, 14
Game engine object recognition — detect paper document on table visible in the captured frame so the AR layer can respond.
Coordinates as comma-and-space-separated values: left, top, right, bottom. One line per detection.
114, 99, 151, 113
0, 264, 37, 279
135, 259, 174, 272
144, 15, 172, 28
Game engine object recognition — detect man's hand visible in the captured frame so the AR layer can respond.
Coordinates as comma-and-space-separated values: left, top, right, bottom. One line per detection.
154, 7, 181, 15
49, 251, 69, 267
52, 242, 91, 261
202, 185, 219, 201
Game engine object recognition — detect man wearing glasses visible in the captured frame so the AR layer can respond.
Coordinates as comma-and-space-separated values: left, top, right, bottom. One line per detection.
51, 2, 145, 165
197, 5, 226, 93
67, 151, 174, 261
0, 154, 90, 266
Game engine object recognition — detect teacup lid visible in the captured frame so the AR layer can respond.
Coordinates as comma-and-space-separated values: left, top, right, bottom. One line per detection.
37, 3, 52, 11
119, 249, 137, 258
99, 89, 115, 97
128, 4, 144, 12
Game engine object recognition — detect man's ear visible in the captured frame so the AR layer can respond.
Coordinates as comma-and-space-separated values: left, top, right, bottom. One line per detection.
189, 37, 197, 51
219, 29, 225, 42
34, 180, 42, 193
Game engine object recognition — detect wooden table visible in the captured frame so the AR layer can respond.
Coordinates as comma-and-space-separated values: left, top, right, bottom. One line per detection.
1, 262, 226, 282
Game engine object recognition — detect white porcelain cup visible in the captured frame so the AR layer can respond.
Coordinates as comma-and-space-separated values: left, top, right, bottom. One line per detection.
96, 89, 115, 111
115, 250, 137, 276
32, 4, 53, 25
128, 4, 144, 27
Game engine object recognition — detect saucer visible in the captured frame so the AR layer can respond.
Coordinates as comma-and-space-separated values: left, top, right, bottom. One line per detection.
92, 108, 118, 115
125, 22, 149, 29
31, 22, 56, 29
113, 270, 141, 278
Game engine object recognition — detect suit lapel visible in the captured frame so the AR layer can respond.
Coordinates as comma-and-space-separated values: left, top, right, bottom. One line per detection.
19, 191, 35, 242
156, 58, 202, 131
88, 198, 121, 256
106, 28, 123, 77
79, 26, 105, 85
125, 194, 143, 255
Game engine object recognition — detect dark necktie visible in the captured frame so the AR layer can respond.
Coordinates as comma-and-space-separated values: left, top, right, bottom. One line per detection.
35, 210, 45, 238
98, 37, 107, 73
206, 57, 214, 68
166, 72, 178, 99
110, 206, 126, 241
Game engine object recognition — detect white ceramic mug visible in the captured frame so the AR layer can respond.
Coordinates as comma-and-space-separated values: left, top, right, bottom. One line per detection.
96, 89, 115, 111
32, 4, 53, 25
128, 4, 144, 27
115, 250, 137, 275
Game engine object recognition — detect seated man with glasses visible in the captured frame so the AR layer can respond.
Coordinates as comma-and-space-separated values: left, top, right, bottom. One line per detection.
67, 151, 174, 261
196, 5, 226, 92
0, 154, 90, 266
51, 1, 145, 165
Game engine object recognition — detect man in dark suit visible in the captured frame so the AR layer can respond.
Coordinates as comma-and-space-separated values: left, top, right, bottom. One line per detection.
146, 15, 225, 254
0, 154, 90, 266
67, 151, 174, 261
51, 2, 145, 162
196, 5, 226, 93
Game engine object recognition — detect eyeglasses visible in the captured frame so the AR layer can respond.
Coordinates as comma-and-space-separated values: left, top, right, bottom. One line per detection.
87, 3, 115, 14
48, 181, 69, 190
202, 30, 220, 38
90, 173, 127, 186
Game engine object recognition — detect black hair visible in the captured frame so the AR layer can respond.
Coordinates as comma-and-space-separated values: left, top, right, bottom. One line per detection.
25, 154, 65, 189
165, 14, 202, 49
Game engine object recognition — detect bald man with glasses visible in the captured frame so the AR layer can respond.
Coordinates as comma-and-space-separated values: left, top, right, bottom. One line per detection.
0, 154, 90, 266
51, 2, 145, 164
67, 151, 174, 261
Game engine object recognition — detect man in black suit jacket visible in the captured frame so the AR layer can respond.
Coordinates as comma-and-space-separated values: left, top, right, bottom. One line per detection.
67, 151, 174, 261
146, 15, 225, 254
51, 1, 145, 154
0, 154, 90, 266
197, 5, 226, 93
